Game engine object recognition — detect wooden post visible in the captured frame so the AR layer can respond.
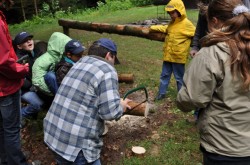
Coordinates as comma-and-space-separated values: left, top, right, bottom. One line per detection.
63, 26, 69, 36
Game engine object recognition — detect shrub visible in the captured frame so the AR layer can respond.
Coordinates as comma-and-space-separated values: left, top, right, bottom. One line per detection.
129, 0, 153, 7
98, 0, 133, 12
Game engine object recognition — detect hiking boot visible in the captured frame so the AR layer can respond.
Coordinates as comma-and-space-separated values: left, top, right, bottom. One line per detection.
154, 94, 166, 101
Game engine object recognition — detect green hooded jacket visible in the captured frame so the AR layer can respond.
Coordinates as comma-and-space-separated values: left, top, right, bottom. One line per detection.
32, 32, 71, 95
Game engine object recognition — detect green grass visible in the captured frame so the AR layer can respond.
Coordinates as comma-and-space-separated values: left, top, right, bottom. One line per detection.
10, 5, 200, 164
122, 119, 201, 165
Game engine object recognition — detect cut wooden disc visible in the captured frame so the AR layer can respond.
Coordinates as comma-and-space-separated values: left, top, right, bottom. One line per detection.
132, 146, 146, 155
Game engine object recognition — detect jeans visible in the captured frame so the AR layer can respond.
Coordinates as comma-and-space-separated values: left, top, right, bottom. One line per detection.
201, 146, 250, 165
21, 91, 44, 118
158, 61, 185, 95
44, 71, 58, 95
55, 151, 101, 165
0, 90, 28, 165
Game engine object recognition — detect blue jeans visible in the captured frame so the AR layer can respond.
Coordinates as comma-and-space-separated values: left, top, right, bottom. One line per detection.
21, 91, 44, 118
44, 71, 58, 95
55, 151, 101, 165
201, 146, 250, 165
158, 61, 185, 95
0, 90, 28, 165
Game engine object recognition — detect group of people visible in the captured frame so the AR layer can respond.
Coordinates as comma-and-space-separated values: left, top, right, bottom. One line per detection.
152, 0, 250, 164
13, 31, 86, 127
1, 0, 250, 164
0, 0, 131, 163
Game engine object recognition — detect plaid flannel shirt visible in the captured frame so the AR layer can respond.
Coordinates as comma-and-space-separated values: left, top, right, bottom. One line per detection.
44, 56, 123, 162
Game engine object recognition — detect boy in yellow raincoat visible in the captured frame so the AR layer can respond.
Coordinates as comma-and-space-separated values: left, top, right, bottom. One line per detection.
151, 0, 195, 100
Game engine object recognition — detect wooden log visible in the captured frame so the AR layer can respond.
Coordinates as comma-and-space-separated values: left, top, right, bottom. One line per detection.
125, 102, 149, 117
58, 19, 166, 42
118, 73, 134, 84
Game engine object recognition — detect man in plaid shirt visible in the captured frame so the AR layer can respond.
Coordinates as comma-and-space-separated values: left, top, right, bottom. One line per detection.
43, 38, 131, 164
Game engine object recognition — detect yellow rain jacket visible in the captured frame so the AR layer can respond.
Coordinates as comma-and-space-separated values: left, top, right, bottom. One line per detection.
150, 0, 195, 64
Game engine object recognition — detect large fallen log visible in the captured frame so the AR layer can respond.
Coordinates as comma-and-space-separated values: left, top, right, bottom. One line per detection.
58, 19, 166, 42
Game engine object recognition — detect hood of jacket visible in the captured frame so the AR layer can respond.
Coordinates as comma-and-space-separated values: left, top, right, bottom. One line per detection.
165, 0, 187, 20
46, 32, 71, 59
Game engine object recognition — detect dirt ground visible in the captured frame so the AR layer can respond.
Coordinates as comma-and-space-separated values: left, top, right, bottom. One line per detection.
21, 85, 178, 165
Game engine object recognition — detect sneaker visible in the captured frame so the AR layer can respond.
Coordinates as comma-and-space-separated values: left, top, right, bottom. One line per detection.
154, 94, 166, 101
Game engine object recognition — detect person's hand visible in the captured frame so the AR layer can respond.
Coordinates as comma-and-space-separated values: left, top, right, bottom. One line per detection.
189, 49, 198, 58
120, 98, 132, 113
24, 63, 29, 72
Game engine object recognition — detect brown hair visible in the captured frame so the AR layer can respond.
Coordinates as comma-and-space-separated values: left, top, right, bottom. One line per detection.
88, 41, 112, 59
197, 0, 212, 15
203, 0, 250, 90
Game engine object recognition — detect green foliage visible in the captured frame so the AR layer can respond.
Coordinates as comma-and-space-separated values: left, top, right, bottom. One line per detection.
130, 0, 153, 7
97, 0, 133, 13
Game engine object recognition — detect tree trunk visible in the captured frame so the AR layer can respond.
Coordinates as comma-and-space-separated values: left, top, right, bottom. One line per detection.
34, 0, 38, 16
58, 19, 166, 42
20, 0, 26, 20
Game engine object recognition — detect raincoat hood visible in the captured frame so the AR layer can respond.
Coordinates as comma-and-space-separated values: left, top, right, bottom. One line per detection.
32, 32, 71, 94
165, 0, 187, 19
47, 32, 71, 59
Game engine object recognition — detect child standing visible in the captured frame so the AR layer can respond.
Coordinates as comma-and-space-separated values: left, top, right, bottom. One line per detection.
55, 39, 85, 86
151, 0, 195, 101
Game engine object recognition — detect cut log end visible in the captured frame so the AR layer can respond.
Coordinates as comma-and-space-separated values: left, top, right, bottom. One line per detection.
144, 102, 149, 118
132, 146, 146, 155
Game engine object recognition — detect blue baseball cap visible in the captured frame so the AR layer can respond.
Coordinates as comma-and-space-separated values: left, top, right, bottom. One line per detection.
14, 32, 33, 45
65, 39, 85, 55
97, 38, 120, 64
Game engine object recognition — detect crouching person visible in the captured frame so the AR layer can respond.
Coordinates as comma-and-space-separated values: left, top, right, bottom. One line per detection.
43, 38, 131, 164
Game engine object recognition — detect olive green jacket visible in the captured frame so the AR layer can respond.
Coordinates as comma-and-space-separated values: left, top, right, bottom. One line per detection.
177, 42, 250, 157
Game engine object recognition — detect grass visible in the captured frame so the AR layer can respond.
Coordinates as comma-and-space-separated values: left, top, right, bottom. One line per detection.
122, 119, 201, 165
10, 5, 201, 164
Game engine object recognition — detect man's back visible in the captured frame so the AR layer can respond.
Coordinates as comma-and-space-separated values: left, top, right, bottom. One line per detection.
44, 55, 123, 163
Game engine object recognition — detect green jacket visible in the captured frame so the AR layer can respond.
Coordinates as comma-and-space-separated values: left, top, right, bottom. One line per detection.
32, 32, 71, 94
177, 42, 250, 157
150, 0, 195, 64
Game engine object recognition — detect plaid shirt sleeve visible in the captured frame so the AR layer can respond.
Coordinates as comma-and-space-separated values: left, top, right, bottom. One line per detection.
98, 69, 123, 120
